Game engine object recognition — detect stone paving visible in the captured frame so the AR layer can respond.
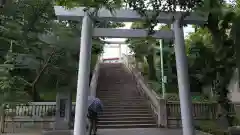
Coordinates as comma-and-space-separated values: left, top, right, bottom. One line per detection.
2, 128, 210, 135
98, 128, 209, 135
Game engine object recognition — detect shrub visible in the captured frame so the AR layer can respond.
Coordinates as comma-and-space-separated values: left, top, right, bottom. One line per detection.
195, 121, 228, 135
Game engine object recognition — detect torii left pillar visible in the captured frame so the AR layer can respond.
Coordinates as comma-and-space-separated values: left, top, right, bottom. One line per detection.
74, 12, 93, 135
42, 11, 93, 135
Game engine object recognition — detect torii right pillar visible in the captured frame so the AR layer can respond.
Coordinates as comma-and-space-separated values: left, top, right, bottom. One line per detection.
173, 19, 195, 135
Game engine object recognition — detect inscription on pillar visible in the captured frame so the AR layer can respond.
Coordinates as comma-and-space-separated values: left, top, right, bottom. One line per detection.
59, 99, 66, 117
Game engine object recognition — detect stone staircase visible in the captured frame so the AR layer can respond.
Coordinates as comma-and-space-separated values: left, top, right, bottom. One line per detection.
96, 63, 157, 128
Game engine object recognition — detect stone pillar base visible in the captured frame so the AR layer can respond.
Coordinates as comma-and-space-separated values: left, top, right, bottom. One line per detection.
228, 126, 240, 135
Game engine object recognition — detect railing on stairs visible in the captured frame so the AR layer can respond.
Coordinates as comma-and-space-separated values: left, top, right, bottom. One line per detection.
122, 54, 239, 128
122, 54, 167, 127
90, 56, 101, 97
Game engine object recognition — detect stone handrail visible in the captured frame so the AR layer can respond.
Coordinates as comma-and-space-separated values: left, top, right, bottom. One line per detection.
122, 55, 167, 127
90, 56, 101, 97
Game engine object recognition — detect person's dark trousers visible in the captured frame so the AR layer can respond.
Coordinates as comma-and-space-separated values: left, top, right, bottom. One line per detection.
87, 108, 98, 135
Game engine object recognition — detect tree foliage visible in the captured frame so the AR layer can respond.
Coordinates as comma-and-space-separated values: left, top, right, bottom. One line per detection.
182, 0, 240, 126
125, 0, 240, 127
2, 0, 240, 128
0, 0, 119, 103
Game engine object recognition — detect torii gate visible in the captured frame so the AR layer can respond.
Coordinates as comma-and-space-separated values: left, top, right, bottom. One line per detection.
103, 41, 126, 61
54, 6, 206, 135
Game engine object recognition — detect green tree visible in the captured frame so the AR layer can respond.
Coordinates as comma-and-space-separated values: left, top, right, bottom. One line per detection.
184, 0, 238, 126
125, 0, 238, 126
0, 0, 125, 102
127, 22, 158, 81
185, 27, 216, 93
155, 25, 177, 92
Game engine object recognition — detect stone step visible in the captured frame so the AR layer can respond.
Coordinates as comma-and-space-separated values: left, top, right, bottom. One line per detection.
101, 110, 151, 114
101, 101, 145, 103
103, 106, 149, 110
100, 98, 145, 100
98, 91, 138, 93
98, 120, 156, 125
101, 101, 146, 103
98, 95, 140, 97
103, 108, 151, 112
98, 90, 137, 91
100, 98, 144, 101
99, 116, 154, 121
96, 63, 156, 129
98, 93, 139, 95
98, 82, 135, 84
103, 104, 149, 107
97, 123, 157, 129
99, 81, 135, 82
99, 113, 152, 118
101, 102, 148, 106
98, 90, 138, 93
98, 89, 138, 92
101, 100, 146, 103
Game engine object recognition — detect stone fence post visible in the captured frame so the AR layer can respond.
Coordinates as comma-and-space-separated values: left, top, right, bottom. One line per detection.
157, 98, 167, 127
0, 105, 5, 133
54, 91, 72, 130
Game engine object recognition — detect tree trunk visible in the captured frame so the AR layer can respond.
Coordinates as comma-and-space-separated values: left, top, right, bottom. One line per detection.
145, 50, 157, 81
218, 86, 234, 127
24, 85, 42, 101
207, 14, 235, 127
32, 85, 42, 101
232, 18, 240, 89
29, 48, 56, 101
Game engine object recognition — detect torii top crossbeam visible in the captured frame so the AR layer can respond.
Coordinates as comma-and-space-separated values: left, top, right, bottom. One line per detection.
54, 6, 207, 24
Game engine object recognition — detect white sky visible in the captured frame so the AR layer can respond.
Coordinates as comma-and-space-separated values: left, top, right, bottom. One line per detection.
103, 22, 194, 58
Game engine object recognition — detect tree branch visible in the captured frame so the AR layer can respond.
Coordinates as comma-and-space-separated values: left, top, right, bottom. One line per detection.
31, 48, 56, 86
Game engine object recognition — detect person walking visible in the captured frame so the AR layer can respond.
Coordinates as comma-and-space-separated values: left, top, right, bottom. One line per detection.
87, 96, 103, 135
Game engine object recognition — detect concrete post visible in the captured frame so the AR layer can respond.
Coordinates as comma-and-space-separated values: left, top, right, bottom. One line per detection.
55, 91, 72, 130
73, 12, 93, 135
65, 91, 72, 127
157, 98, 167, 127
0, 105, 5, 133
55, 92, 61, 129
173, 20, 195, 135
